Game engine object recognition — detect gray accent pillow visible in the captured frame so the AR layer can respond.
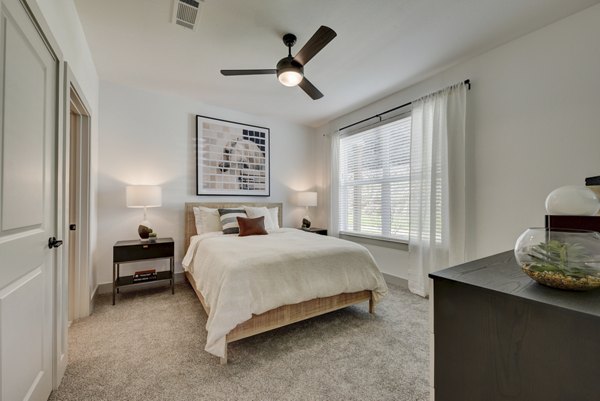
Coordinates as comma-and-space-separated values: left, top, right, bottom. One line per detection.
218, 208, 247, 234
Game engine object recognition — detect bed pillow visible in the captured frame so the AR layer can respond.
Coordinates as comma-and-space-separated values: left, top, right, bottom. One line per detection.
192, 206, 222, 234
237, 216, 268, 237
269, 207, 280, 229
243, 206, 276, 231
218, 208, 247, 234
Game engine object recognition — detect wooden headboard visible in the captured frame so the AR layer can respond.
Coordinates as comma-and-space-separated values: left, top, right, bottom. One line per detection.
184, 202, 283, 250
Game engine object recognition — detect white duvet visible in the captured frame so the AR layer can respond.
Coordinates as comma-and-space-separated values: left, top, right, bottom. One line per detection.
182, 228, 388, 357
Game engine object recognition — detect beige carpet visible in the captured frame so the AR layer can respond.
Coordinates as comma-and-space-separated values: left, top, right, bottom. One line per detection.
49, 282, 429, 401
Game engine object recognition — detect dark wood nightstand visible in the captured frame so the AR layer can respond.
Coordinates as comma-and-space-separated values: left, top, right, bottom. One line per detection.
300, 227, 327, 236
112, 238, 175, 305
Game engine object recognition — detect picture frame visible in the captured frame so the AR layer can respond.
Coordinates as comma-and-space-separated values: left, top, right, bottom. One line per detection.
196, 115, 270, 196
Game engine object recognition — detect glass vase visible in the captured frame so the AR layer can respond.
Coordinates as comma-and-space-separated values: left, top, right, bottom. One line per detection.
514, 228, 600, 291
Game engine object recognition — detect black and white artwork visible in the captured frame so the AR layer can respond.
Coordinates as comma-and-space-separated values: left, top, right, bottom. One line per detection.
196, 115, 270, 196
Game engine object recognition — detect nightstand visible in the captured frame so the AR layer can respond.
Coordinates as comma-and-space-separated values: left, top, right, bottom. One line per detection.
112, 238, 175, 305
300, 227, 328, 236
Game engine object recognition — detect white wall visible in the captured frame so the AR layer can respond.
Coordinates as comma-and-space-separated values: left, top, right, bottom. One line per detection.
33, 0, 98, 111
30, 0, 100, 294
96, 81, 318, 285
315, 3, 600, 279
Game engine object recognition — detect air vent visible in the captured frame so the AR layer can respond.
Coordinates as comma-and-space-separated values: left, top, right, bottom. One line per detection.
172, 0, 204, 31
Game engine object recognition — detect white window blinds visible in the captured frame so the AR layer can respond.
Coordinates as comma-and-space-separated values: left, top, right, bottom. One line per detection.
338, 114, 411, 241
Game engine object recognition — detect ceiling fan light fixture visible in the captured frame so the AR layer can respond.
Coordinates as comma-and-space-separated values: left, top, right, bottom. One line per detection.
276, 56, 304, 87
278, 70, 303, 87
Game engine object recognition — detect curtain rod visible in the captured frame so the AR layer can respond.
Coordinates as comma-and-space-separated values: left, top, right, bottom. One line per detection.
338, 79, 471, 132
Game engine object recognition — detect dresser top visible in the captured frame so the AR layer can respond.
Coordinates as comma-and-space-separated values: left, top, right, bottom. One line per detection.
430, 251, 600, 318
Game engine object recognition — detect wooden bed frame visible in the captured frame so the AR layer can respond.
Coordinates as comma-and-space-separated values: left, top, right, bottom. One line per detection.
183, 202, 374, 364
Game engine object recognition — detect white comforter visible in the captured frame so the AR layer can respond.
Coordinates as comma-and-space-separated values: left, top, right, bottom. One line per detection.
182, 228, 388, 357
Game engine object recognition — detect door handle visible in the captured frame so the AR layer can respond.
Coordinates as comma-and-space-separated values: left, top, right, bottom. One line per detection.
48, 237, 64, 249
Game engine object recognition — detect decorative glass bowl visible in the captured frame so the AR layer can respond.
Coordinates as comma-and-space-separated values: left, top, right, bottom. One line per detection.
514, 228, 600, 291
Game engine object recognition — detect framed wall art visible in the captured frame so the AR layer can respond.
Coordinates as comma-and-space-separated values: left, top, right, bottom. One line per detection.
196, 115, 270, 196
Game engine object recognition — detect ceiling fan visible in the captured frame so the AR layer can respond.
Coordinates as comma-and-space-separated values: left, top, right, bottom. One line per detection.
220, 26, 337, 100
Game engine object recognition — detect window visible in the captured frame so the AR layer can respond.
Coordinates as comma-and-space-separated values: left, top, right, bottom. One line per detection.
338, 114, 411, 242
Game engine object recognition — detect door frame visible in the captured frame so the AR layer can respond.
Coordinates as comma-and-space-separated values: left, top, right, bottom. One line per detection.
65, 65, 92, 320
54, 63, 93, 387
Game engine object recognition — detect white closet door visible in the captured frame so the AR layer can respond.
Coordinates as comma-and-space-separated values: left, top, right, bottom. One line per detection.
0, 0, 58, 400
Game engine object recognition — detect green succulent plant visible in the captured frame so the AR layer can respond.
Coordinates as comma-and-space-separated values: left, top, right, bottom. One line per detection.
527, 240, 593, 278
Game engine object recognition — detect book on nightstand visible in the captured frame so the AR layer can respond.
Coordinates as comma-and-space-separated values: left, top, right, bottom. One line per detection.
585, 175, 600, 186
133, 269, 157, 283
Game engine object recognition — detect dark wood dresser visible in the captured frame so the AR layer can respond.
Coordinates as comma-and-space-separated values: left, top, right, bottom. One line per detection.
429, 251, 600, 401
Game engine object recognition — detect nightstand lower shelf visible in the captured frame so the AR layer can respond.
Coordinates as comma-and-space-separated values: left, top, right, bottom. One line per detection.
115, 270, 173, 287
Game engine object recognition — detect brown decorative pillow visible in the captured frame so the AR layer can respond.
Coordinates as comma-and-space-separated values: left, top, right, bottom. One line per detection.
237, 216, 268, 237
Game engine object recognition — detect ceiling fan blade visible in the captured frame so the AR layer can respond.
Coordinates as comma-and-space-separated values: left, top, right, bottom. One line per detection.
220, 69, 276, 76
298, 77, 324, 100
293, 26, 337, 66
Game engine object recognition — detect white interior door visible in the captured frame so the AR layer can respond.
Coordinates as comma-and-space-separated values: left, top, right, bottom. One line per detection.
0, 0, 58, 399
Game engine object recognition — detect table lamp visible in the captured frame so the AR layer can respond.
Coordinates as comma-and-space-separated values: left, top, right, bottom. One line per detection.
297, 191, 317, 229
126, 185, 162, 240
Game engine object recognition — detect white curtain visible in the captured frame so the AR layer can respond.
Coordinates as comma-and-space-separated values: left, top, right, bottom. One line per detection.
408, 83, 467, 297
329, 133, 341, 237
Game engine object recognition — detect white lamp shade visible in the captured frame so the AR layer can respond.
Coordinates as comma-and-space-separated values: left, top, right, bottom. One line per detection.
126, 185, 162, 208
297, 191, 317, 207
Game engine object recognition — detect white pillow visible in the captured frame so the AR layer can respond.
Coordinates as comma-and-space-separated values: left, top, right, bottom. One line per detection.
192, 206, 222, 234
269, 207, 280, 229
243, 206, 277, 230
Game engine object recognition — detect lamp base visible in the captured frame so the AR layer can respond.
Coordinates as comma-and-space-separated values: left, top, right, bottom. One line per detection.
138, 219, 153, 240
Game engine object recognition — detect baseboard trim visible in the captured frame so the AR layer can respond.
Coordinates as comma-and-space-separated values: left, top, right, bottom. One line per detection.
96, 281, 111, 295
96, 271, 187, 295
383, 273, 408, 289
90, 284, 99, 314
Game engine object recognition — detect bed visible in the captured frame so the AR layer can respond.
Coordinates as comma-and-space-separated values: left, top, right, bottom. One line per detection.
182, 202, 388, 364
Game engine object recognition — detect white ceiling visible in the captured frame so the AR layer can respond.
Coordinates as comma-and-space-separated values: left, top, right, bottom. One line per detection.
74, 0, 599, 127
